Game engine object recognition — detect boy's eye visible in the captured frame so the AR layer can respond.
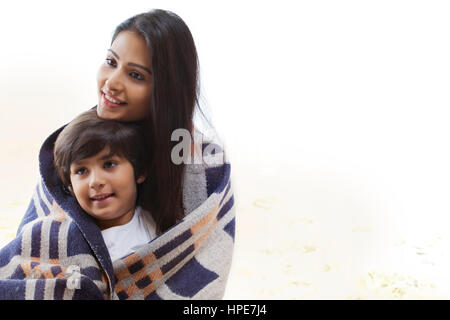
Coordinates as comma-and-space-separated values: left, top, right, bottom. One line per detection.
130, 71, 144, 81
104, 161, 117, 169
75, 167, 87, 175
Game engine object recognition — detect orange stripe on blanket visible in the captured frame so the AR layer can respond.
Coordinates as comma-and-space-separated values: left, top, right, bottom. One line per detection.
115, 267, 131, 281
190, 205, 219, 235
125, 284, 139, 297
114, 281, 124, 293
149, 268, 163, 281
115, 254, 158, 283
131, 268, 149, 282
142, 253, 157, 265
101, 272, 108, 283
124, 253, 141, 267
126, 267, 162, 286
29, 257, 60, 266
194, 218, 218, 249
42, 269, 55, 279
21, 262, 32, 277
142, 283, 156, 297
21, 260, 66, 279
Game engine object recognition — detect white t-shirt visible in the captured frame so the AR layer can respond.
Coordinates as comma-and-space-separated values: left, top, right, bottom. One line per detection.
101, 206, 157, 262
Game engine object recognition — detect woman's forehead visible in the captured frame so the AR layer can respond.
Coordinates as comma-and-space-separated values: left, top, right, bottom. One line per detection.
110, 31, 152, 67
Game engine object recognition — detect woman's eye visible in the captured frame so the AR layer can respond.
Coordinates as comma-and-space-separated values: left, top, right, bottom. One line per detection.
130, 71, 144, 80
106, 58, 116, 66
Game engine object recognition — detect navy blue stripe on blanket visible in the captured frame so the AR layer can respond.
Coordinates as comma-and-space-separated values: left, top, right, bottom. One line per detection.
54, 279, 66, 299
205, 163, 230, 196
165, 257, 219, 298
40, 180, 54, 207
217, 195, 234, 221
49, 220, 60, 260
82, 266, 104, 282
31, 221, 43, 258
144, 290, 162, 300
10, 263, 26, 280
0, 236, 22, 268
0, 280, 26, 299
34, 279, 46, 299
220, 182, 231, 206
161, 244, 194, 275
37, 194, 50, 217
224, 217, 235, 241
17, 198, 38, 235
38, 194, 50, 216
154, 229, 192, 259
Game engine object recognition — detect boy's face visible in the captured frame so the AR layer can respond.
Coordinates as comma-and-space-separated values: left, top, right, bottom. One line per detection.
69, 147, 146, 230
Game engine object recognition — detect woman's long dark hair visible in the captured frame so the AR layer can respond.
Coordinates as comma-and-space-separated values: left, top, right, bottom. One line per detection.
112, 9, 199, 234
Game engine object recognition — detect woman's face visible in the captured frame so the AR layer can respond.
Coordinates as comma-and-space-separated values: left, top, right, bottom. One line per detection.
97, 31, 153, 122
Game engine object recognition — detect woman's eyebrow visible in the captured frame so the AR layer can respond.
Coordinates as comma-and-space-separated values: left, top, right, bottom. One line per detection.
107, 49, 152, 75
108, 49, 120, 60
128, 62, 152, 75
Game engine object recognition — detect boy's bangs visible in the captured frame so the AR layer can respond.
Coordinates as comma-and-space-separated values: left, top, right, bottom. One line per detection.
71, 128, 126, 164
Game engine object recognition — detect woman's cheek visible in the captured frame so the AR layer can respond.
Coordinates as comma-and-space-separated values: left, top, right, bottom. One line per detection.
139, 85, 153, 106
97, 65, 108, 87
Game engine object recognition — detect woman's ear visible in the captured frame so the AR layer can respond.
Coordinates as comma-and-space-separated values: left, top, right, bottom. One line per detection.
136, 174, 146, 184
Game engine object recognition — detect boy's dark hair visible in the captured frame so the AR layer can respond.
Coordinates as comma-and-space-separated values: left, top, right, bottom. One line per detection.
53, 109, 150, 202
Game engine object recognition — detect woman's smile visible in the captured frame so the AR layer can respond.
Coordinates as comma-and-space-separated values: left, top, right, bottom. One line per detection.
101, 92, 126, 108
96, 31, 153, 122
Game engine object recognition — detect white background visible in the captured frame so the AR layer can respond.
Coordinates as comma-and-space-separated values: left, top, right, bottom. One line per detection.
1, 0, 450, 298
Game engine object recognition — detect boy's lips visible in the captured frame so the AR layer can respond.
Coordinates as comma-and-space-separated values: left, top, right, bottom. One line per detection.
90, 193, 115, 202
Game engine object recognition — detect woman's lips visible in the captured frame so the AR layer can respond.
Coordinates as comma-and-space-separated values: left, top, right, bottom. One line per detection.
102, 93, 126, 107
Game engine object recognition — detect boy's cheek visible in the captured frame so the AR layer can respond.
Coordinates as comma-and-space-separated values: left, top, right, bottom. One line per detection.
70, 184, 84, 203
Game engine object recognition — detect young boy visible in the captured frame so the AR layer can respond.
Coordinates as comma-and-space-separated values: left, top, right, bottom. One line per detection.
53, 109, 156, 262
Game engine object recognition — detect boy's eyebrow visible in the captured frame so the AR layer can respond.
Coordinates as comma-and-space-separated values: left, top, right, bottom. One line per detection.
70, 153, 120, 166
71, 159, 85, 166
107, 49, 152, 75
100, 152, 119, 160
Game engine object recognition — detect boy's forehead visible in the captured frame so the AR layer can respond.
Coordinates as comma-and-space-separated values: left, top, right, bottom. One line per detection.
71, 147, 122, 165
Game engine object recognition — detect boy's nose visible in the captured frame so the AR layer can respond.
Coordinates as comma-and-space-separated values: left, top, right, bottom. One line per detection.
89, 171, 106, 189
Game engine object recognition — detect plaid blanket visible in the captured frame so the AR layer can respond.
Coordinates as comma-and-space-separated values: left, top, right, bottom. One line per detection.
0, 124, 235, 300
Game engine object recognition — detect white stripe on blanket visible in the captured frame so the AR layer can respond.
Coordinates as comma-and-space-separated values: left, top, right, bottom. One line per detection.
32, 187, 46, 218
38, 179, 52, 214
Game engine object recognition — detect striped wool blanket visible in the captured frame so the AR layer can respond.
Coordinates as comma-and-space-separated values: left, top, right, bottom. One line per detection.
0, 125, 235, 300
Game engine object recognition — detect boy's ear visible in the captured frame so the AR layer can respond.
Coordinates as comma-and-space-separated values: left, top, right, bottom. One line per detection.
136, 174, 146, 184
63, 184, 75, 197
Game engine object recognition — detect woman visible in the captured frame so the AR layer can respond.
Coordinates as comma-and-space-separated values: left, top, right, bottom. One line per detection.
0, 9, 235, 300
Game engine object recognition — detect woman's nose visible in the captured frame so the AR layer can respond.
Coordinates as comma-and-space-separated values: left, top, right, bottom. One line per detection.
105, 71, 124, 92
